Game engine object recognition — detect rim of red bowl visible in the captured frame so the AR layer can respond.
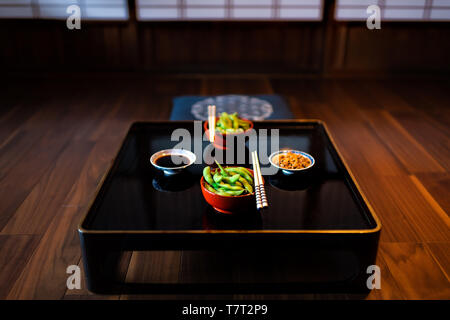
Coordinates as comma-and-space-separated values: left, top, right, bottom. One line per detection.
204, 117, 254, 136
200, 167, 265, 198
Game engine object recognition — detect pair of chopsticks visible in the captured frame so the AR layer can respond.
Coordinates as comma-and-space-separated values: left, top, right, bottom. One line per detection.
252, 151, 268, 210
208, 104, 216, 143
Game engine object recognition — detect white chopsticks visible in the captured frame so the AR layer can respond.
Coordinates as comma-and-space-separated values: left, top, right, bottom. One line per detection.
208, 105, 216, 143
252, 150, 268, 210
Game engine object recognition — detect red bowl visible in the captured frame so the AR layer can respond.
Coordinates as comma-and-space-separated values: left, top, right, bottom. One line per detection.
204, 117, 254, 150
200, 167, 263, 214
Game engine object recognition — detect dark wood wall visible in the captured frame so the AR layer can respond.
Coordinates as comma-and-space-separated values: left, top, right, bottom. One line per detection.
1, 12, 450, 75
326, 23, 450, 75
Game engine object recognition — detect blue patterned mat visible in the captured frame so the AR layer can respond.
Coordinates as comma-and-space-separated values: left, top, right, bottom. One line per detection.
170, 94, 293, 120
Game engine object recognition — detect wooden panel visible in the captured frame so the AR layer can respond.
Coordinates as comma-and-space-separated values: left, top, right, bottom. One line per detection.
339, 24, 450, 73
0, 21, 323, 73
1, 19, 450, 74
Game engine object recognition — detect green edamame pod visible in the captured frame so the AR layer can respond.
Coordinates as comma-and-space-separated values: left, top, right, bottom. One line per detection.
240, 167, 254, 178
218, 188, 245, 196
227, 174, 240, 184
204, 182, 219, 194
230, 113, 239, 130
213, 172, 223, 183
220, 112, 232, 129
216, 120, 224, 129
225, 167, 253, 185
238, 119, 250, 130
215, 160, 229, 176
203, 166, 219, 188
204, 181, 233, 196
218, 181, 244, 191
215, 189, 231, 196
238, 176, 253, 194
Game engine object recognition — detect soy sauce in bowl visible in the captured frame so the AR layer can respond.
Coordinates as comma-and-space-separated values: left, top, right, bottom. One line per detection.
150, 149, 196, 176
154, 154, 190, 168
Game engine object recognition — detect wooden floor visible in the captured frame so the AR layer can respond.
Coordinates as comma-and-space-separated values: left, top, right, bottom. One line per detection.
0, 74, 449, 300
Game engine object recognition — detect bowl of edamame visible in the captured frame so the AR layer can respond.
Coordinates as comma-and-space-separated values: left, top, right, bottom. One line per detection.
200, 162, 262, 214
204, 112, 253, 150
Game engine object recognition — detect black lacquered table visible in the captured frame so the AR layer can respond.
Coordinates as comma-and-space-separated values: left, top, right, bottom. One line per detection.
79, 120, 381, 294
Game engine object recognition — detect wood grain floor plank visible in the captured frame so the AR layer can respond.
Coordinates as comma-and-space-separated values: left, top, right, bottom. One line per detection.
0, 102, 66, 181
69, 91, 125, 142
331, 82, 444, 172
359, 80, 418, 113
202, 77, 272, 96
0, 235, 40, 299
426, 242, 450, 282
0, 140, 71, 231
337, 80, 449, 172
388, 80, 450, 129
380, 242, 450, 299
2, 141, 94, 234
6, 138, 119, 299
0, 80, 51, 135
361, 109, 445, 173
414, 173, 450, 216
410, 175, 450, 227
364, 251, 406, 300
0, 88, 100, 231
360, 173, 449, 242
87, 87, 155, 142
0, 104, 39, 148
388, 112, 450, 171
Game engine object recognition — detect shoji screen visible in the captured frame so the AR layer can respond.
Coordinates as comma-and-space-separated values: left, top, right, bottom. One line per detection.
335, 0, 450, 21
0, 0, 129, 20
136, 0, 324, 21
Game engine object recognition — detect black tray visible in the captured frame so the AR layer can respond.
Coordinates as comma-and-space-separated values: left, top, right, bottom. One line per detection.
79, 120, 381, 294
